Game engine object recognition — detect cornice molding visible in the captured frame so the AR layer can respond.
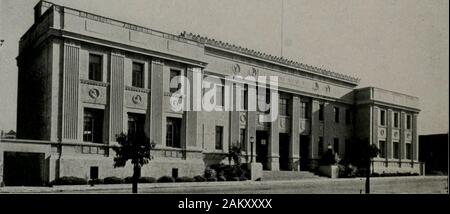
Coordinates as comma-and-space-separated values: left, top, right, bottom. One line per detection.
180, 32, 360, 84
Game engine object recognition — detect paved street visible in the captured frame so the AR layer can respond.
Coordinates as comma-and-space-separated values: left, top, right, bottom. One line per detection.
0, 176, 447, 194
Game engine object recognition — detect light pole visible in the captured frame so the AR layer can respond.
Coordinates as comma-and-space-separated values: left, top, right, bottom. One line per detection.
250, 136, 255, 163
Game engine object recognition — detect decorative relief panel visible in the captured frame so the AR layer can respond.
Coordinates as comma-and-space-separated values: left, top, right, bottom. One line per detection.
392, 129, 400, 141
239, 112, 247, 126
256, 113, 269, 130
81, 81, 107, 105
378, 127, 387, 139
405, 130, 412, 141
299, 119, 311, 135
279, 116, 290, 132
125, 89, 148, 109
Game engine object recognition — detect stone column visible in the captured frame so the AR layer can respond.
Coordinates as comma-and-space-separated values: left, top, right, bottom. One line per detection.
400, 111, 406, 162
108, 50, 125, 145
247, 111, 256, 163
323, 102, 332, 151
386, 109, 393, 159
412, 113, 418, 161
62, 42, 80, 141
372, 106, 379, 154
149, 59, 164, 146
229, 82, 240, 148
183, 67, 202, 151
289, 95, 300, 171
267, 92, 280, 171
309, 99, 320, 169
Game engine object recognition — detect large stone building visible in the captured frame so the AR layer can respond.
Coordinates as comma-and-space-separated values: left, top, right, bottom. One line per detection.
0, 1, 422, 186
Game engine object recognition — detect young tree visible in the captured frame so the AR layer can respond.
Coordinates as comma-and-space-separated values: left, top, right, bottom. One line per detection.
112, 131, 155, 193
349, 138, 379, 194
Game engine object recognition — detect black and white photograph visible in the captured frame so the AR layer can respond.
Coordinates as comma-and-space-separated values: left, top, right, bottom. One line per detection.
0, 0, 448, 210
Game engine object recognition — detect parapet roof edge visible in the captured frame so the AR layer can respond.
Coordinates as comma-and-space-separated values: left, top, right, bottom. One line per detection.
180, 31, 360, 85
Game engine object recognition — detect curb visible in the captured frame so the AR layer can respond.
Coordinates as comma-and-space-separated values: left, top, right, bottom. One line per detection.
0, 175, 446, 193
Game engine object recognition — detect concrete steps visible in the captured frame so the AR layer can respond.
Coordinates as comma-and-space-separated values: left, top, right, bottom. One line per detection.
262, 170, 325, 181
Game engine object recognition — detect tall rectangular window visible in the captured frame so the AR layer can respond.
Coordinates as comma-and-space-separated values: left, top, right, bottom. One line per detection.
334, 107, 340, 123
279, 98, 289, 116
345, 109, 351, 124
239, 128, 246, 151
83, 108, 104, 143
379, 140, 386, 158
127, 113, 145, 136
300, 101, 308, 119
166, 117, 181, 148
406, 143, 412, 159
394, 112, 399, 128
215, 126, 223, 150
345, 139, 351, 156
333, 138, 339, 154
216, 81, 224, 107
169, 69, 181, 93
380, 109, 386, 126
132, 62, 144, 88
89, 54, 102, 81
393, 142, 399, 159
239, 86, 248, 110
406, 115, 411, 129
318, 137, 324, 155
319, 104, 324, 121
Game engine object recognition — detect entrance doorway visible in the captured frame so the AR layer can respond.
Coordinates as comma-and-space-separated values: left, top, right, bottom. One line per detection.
279, 133, 290, 170
299, 135, 310, 171
3, 152, 45, 186
256, 131, 268, 170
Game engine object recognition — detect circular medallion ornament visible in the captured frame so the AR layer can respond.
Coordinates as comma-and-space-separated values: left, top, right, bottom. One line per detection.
240, 114, 247, 123
88, 88, 100, 99
132, 94, 142, 104
249, 67, 258, 76
232, 64, 240, 75
380, 129, 385, 136
313, 82, 319, 91
394, 132, 398, 137
280, 120, 285, 128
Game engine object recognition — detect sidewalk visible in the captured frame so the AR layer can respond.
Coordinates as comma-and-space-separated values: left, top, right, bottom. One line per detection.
1, 175, 447, 193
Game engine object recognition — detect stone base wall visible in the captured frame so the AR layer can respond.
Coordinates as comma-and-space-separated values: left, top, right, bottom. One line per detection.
372, 160, 423, 175
0, 141, 206, 185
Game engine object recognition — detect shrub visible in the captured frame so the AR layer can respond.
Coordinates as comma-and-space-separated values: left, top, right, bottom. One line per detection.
88, 178, 104, 185
229, 177, 240, 181
207, 177, 217, 182
175, 176, 195, 182
338, 164, 357, 178
210, 163, 226, 176
124, 176, 133, 184
103, 176, 124, 184
139, 177, 156, 183
194, 175, 206, 182
217, 175, 226, 181
157, 176, 175, 183
371, 172, 380, 177
204, 167, 217, 179
239, 176, 248, 181
51, 176, 88, 185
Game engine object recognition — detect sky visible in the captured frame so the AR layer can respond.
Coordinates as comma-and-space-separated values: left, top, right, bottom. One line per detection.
0, 0, 448, 135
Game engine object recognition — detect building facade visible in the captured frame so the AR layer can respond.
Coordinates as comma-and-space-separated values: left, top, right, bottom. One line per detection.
0, 1, 422, 186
